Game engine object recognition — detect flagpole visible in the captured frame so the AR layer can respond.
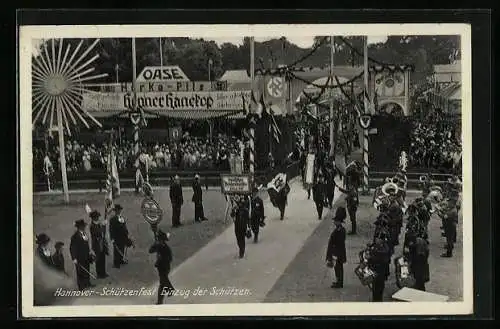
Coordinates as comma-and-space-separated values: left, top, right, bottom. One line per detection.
362, 36, 370, 194
56, 105, 69, 203
329, 36, 335, 157
132, 38, 139, 156
249, 37, 256, 179
159, 37, 163, 68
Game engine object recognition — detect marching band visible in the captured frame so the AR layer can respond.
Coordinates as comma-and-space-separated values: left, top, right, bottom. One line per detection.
35, 145, 461, 302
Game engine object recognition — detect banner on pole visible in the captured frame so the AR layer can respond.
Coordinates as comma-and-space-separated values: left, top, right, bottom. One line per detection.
305, 154, 315, 184
221, 174, 252, 195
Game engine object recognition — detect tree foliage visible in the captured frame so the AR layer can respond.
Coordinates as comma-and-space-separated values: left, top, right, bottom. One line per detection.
33, 35, 460, 84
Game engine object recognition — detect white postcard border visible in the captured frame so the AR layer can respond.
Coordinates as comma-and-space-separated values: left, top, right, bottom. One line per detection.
19, 23, 473, 317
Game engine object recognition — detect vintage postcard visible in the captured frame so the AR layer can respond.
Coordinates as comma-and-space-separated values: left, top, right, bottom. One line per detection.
19, 23, 472, 317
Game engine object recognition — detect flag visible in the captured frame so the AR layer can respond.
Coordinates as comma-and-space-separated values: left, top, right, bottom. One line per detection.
269, 107, 282, 144
105, 146, 120, 207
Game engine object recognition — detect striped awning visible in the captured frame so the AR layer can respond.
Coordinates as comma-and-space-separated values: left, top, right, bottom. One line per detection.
88, 110, 244, 120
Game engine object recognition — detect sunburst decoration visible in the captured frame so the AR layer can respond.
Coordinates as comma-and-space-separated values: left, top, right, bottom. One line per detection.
32, 38, 108, 136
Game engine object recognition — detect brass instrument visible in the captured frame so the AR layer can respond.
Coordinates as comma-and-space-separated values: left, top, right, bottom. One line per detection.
426, 186, 444, 213
381, 182, 399, 197
419, 175, 428, 182
394, 256, 416, 289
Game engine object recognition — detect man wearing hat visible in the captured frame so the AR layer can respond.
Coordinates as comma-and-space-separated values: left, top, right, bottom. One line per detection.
169, 175, 184, 228
234, 199, 250, 259
326, 207, 347, 288
70, 219, 95, 290
192, 174, 208, 223
367, 234, 391, 302
250, 186, 265, 243
312, 175, 326, 220
51, 241, 66, 274
36, 233, 54, 268
89, 210, 109, 278
149, 229, 174, 304
439, 199, 458, 258
109, 205, 132, 268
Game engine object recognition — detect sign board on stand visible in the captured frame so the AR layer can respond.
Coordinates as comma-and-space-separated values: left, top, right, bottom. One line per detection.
221, 174, 252, 195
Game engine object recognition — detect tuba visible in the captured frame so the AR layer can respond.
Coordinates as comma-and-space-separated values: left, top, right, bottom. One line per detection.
426, 186, 444, 213
381, 182, 399, 197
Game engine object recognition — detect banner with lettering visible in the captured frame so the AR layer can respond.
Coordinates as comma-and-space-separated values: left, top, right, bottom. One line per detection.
82, 91, 252, 112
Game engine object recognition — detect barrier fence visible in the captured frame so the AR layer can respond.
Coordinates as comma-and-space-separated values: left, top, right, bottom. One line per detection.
34, 161, 455, 193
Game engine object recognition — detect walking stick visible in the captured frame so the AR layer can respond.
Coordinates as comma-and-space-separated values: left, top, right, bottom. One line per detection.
76, 263, 97, 280
113, 243, 128, 262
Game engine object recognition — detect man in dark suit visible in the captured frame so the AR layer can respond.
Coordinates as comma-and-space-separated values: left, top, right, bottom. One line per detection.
312, 175, 326, 220
250, 188, 265, 243
439, 199, 458, 257
109, 204, 132, 268
149, 229, 174, 304
70, 219, 95, 290
405, 235, 430, 291
170, 175, 184, 227
326, 207, 347, 288
89, 210, 109, 278
234, 200, 250, 259
192, 174, 208, 223
368, 234, 391, 302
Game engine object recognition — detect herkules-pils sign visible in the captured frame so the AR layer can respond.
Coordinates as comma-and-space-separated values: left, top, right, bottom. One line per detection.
82, 90, 252, 112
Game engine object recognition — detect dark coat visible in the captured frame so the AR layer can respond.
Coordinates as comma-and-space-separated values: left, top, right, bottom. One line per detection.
408, 238, 430, 282
442, 207, 458, 242
251, 196, 265, 220
234, 206, 249, 234
326, 225, 347, 263
70, 231, 91, 264
192, 180, 203, 204
109, 216, 129, 245
368, 241, 391, 279
170, 182, 184, 205
312, 182, 325, 204
149, 241, 173, 272
51, 251, 65, 273
90, 222, 108, 254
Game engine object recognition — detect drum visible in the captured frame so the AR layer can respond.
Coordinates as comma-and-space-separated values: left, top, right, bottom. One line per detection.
394, 256, 416, 289
354, 262, 376, 286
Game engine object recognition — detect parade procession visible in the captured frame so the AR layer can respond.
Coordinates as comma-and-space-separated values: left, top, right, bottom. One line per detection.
29, 31, 464, 308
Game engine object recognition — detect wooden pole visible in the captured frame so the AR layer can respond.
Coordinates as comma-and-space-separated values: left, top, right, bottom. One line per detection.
249, 37, 255, 178
56, 106, 69, 203
132, 37, 139, 156
362, 36, 370, 193
329, 36, 335, 156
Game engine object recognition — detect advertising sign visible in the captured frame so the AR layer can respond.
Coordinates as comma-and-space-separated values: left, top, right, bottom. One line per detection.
82, 90, 252, 112
87, 81, 220, 93
136, 66, 190, 82
220, 174, 251, 195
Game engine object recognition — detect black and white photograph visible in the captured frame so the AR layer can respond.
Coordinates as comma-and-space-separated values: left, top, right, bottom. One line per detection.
19, 23, 472, 317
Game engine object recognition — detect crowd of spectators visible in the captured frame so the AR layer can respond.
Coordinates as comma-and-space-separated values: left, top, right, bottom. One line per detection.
33, 133, 244, 180
408, 111, 462, 173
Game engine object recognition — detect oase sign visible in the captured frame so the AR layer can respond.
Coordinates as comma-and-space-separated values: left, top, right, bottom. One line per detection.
82, 91, 251, 112
220, 174, 251, 195
137, 66, 190, 82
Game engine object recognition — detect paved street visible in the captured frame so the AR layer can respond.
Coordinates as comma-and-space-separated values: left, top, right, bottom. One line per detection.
34, 181, 462, 305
